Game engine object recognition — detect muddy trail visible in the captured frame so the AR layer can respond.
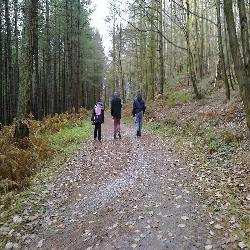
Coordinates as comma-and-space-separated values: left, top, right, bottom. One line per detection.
18, 117, 222, 250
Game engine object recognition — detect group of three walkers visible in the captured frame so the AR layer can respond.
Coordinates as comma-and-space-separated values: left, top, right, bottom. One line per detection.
91, 91, 146, 141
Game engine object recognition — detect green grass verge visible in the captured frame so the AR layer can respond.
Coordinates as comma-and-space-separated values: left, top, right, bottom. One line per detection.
48, 121, 92, 156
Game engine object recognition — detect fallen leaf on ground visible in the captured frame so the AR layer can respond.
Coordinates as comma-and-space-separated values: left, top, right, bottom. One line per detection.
37, 239, 44, 248
214, 224, 223, 229
178, 224, 186, 228
238, 242, 247, 249
205, 245, 213, 250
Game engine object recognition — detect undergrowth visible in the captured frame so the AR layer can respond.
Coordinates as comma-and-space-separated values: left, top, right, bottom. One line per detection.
165, 90, 194, 106
0, 108, 90, 194
48, 122, 92, 156
0, 118, 92, 248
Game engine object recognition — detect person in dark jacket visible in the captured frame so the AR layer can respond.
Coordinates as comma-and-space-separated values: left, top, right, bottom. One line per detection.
132, 91, 146, 136
111, 92, 122, 139
91, 101, 104, 141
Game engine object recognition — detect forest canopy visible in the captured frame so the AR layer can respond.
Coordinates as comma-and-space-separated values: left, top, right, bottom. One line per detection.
105, 0, 250, 129
0, 0, 105, 126
1, 0, 250, 130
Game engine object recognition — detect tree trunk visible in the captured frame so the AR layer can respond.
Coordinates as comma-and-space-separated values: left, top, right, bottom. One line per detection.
223, 16, 235, 90
112, 14, 117, 92
158, 0, 164, 97
237, 0, 250, 68
33, 5, 40, 119
224, 0, 250, 129
148, 0, 157, 100
15, 0, 38, 139
4, 0, 12, 124
118, 23, 125, 102
53, 39, 58, 114
13, 0, 19, 120
0, 2, 3, 125
45, 0, 51, 116
216, 0, 230, 101
186, 0, 201, 99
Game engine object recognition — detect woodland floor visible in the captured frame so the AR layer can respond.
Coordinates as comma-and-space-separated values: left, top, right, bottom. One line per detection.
0, 117, 240, 249
0, 84, 249, 250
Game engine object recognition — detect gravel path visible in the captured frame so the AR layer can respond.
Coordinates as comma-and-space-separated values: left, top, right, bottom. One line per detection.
21, 117, 220, 250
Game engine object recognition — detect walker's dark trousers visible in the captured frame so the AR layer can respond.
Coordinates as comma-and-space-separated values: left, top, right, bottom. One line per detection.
94, 123, 101, 141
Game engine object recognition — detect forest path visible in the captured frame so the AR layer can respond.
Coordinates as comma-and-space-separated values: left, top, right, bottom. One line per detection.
25, 117, 218, 250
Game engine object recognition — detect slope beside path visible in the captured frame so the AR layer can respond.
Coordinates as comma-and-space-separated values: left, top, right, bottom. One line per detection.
11, 117, 222, 249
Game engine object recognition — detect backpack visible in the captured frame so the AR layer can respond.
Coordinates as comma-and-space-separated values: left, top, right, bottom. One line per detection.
93, 102, 103, 124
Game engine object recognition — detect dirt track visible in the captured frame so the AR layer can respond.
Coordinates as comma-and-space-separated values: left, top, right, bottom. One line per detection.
22, 117, 221, 250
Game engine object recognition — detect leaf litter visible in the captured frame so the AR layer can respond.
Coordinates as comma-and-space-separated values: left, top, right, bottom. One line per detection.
0, 117, 237, 249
